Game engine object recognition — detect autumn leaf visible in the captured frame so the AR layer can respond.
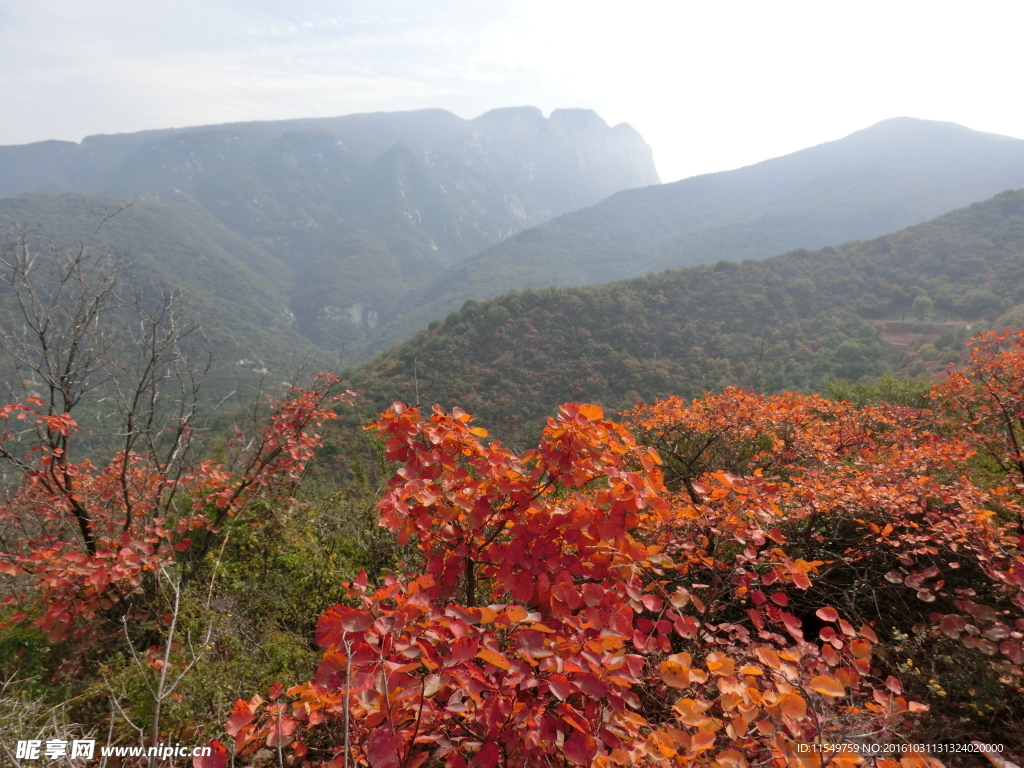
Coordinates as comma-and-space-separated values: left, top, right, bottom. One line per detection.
716, 749, 749, 768
504, 604, 529, 622
815, 606, 839, 623
777, 692, 807, 719
476, 648, 511, 670
755, 647, 781, 669
316, 604, 369, 648
690, 731, 716, 752
563, 731, 598, 765
849, 639, 872, 659
547, 674, 571, 700
808, 675, 846, 698
193, 739, 229, 768
226, 700, 255, 737
705, 652, 735, 676
660, 659, 693, 689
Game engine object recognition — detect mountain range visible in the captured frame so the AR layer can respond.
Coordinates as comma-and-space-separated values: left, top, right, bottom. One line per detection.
0, 107, 658, 359
369, 118, 1024, 353
5, 110, 1024, 390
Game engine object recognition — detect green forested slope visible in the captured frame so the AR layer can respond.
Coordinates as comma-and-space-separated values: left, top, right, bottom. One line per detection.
347, 189, 1024, 445
370, 118, 1024, 354
0, 192, 328, 394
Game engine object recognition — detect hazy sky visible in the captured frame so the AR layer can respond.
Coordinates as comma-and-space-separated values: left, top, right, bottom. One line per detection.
3, 0, 1023, 182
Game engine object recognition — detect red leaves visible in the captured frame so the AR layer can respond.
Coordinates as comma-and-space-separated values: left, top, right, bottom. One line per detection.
448, 636, 479, 662
551, 580, 582, 611
264, 709, 298, 748
228, 401, 670, 767
562, 731, 598, 766
192, 739, 228, 768
546, 674, 571, 700
0, 379, 347, 641
780, 612, 804, 641
365, 726, 405, 768
317, 604, 371, 648
226, 699, 257, 737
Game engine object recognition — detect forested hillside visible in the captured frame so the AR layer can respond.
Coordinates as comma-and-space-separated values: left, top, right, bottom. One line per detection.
371, 118, 1024, 352
0, 192, 326, 394
0, 107, 659, 357
349, 189, 1024, 445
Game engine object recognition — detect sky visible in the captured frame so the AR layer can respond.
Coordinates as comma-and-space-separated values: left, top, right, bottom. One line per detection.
2, 0, 1024, 182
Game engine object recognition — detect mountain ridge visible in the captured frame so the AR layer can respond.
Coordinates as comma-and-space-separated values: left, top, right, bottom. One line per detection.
366, 117, 1024, 356
0, 107, 659, 359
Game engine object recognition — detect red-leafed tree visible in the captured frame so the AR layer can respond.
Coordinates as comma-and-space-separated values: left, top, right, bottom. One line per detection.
0, 231, 353, 642
0, 375, 349, 641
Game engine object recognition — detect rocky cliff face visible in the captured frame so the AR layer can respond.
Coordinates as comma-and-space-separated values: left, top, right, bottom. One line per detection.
0, 108, 659, 356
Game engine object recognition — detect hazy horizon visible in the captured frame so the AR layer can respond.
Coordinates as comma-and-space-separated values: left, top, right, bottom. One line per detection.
4, 1, 1024, 182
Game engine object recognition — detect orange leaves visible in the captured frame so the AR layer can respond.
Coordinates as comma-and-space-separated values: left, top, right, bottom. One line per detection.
475, 648, 511, 670
705, 652, 735, 676
815, 606, 839, 622
672, 698, 714, 727
848, 639, 872, 660
504, 604, 529, 623
660, 660, 692, 689
755, 647, 782, 670
660, 653, 708, 688
716, 749, 748, 768
808, 675, 846, 698
776, 692, 807, 720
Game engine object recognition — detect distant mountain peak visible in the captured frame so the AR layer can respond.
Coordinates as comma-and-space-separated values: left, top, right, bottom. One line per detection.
547, 108, 609, 129
472, 106, 546, 125
841, 116, 1023, 146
